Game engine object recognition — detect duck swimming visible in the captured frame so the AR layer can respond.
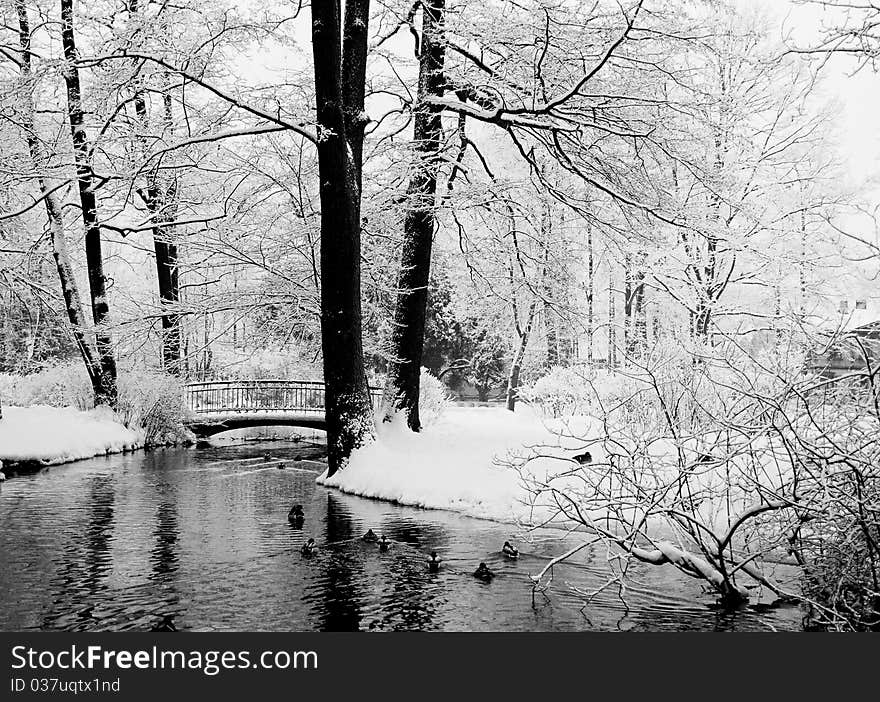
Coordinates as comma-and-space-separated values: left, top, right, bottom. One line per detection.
151, 615, 177, 632
573, 451, 592, 464
277, 462, 286, 469
502, 541, 519, 559
362, 529, 379, 543
288, 504, 304, 526
378, 535, 391, 552
301, 538, 317, 556
473, 562, 494, 582
427, 551, 441, 572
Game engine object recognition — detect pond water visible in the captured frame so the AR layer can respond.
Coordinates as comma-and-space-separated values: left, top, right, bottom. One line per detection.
0, 440, 804, 632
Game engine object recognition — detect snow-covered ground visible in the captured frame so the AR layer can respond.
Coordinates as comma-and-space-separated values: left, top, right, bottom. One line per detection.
318, 404, 794, 542
318, 406, 601, 524
0, 405, 143, 466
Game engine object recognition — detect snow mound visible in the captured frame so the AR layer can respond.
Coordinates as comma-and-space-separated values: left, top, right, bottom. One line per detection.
0, 405, 144, 465
318, 406, 602, 523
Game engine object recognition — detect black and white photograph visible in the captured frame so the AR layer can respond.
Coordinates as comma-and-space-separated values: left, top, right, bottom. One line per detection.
1, 0, 879, 651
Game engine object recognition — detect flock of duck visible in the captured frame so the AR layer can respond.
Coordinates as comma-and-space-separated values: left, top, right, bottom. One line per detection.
288, 504, 520, 581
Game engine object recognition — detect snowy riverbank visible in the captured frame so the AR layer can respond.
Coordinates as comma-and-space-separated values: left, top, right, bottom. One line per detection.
318, 406, 602, 524
0, 405, 144, 467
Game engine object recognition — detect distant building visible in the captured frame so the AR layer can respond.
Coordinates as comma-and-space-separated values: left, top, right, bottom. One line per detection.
806, 309, 880, 382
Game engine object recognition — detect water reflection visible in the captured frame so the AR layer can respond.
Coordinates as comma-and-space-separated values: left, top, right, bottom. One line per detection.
0, 442, 805, 632
314, 493, 365, 631
151, 501, 179, 579
41, 474, 116, 630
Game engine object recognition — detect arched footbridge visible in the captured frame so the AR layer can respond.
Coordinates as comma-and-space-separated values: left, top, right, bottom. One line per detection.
185, 380, 382, 438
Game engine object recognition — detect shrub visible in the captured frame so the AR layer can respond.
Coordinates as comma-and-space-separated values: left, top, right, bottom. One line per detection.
0, 362, 92, 409
0, 362, 192, 446
419, 367, 451, 427
778, 401, 880, 631
116, 370, 194, 446
517, 365, 595, 417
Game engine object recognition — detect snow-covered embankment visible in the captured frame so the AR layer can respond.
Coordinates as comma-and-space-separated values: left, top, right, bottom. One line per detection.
318, 406, 600, 524
0, 405, 144, 467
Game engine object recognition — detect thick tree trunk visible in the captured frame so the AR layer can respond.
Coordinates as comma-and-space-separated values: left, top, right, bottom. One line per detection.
311, 0, 375, 476
16, 0, 102, 393
342, 0, 370, 187
383, 0, 447, 431
60, 0, 118, 407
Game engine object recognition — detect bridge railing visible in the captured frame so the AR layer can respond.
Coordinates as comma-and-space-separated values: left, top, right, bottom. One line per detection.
185, 380, 383, 416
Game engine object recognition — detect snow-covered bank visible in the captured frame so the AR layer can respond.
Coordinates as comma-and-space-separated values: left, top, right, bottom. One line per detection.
318, 407, 600, 524
0, 405, 144, 466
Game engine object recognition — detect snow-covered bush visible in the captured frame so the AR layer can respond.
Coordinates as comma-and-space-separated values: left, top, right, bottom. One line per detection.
518, 365, 659, 423
0, 362, 192, 446
518, 365, 595, 417
519, 350, 789, 433
775, 400, 880, 631
419, 367, 451, 427
116, 370, 194, 446
510, 343, 880, 618
0, 362, 92, 409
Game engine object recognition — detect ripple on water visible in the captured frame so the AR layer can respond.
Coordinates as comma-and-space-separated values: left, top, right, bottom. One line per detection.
0, 442, 804, 632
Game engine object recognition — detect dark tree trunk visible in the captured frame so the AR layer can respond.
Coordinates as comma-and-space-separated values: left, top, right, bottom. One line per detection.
544, 304, 558, 367
154, 228, 181, 372
311, 0, 375, 476
623, 252, 646, 361
342, 0, 370, 187
383, 0, 447, 432
133, 86, 182, 373
16, 0, 102, 392
130, 0, 182, 372
60, 0, 118, 407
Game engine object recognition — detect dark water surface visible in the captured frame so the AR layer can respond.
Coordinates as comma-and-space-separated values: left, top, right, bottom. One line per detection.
0, 441, 804, 631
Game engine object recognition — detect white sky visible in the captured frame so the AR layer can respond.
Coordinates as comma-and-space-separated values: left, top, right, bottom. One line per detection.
765, 0, 880, 184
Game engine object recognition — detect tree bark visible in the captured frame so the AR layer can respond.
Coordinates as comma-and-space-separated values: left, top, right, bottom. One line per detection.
153, 220, 181, 373
506, 300, 537, 412
15, 0, 102, 393
585, 222, 594, 364
60, 0, 118, 407
383, 0, 447, 431
342, 0, 370, 188
623, 251, 646, 361
608, 266, 617, 368
135, 98, 181, 374
544, 303, 558, 367
311, 0, 375, 476
130, 1, 182, 374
